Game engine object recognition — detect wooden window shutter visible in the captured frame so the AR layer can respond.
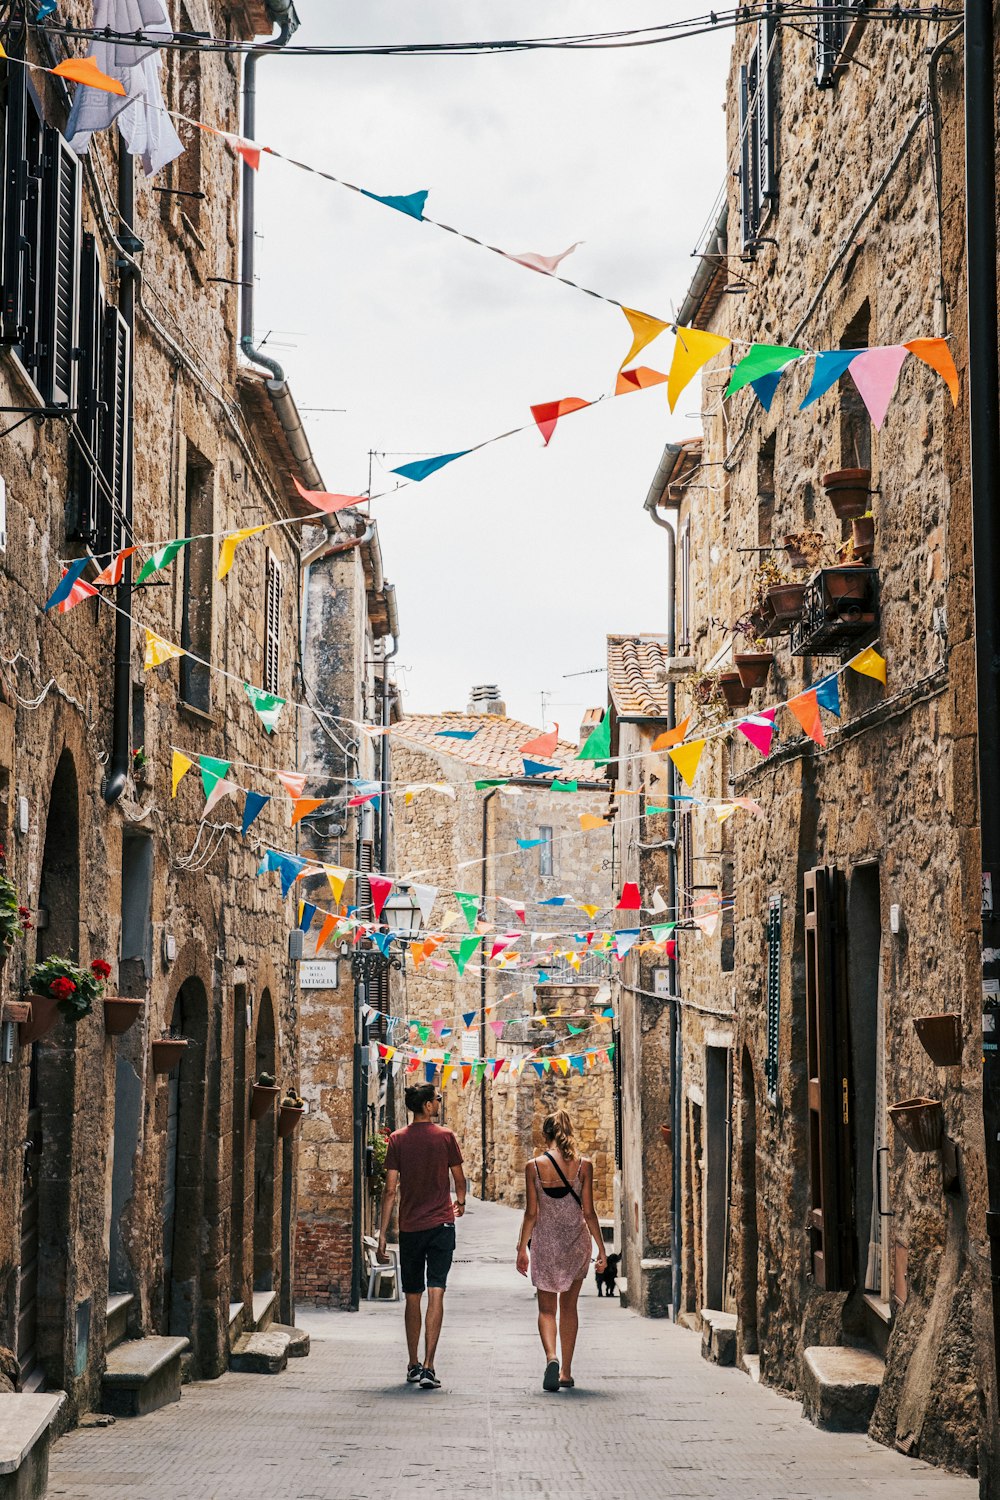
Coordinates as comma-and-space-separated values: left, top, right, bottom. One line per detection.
803, 864, 852, 1290
69, 234, 106, 544
358, 837, 375, 929
100, 307, 130, 554
38, 126, 81, 407
815, 8, 844, 87
263, 551, 282, 696
756, 9, 777, 210
738, 63, 755, 251
2, 62, 44, 358
765, 893, 781, 1102
680, 808, 694, 920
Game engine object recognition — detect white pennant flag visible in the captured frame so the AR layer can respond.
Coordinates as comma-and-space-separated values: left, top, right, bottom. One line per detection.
650, 886, 669, 914
411, 883, 439, 926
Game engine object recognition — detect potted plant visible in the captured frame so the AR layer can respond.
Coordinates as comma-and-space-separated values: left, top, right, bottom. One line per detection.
822, 467, 871, 520
152, 1031, 189, 1073
748, 559, 807, 633
719, 670, 753, 710
102, 963, 145, 1038
22, 956, 107, 1043
0, 842, 32, 962
250, 1070, 281, 1121
683, 669, 729, 728
732, 617, 775, 690
783, 530, 825, 570
888, 1096, 944, 1153
913, 1013, 961, 1067
278, 1086, 306, 1138
851, 511, 875, 560
659, 1123, 672, 1144
131, 747, 151, 790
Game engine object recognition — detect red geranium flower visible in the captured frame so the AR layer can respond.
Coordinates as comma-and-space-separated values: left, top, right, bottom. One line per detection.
91, 960, 112, 979
49, 977, 77, 1000
18, 907, 30, 917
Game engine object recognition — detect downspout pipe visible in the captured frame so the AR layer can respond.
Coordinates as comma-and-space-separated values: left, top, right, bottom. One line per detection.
378, 615, 399, 872
480, 787, 499, 1198
104, 146, 138, 803
645, 453, 683, 1319
965, 0, 1000, 1436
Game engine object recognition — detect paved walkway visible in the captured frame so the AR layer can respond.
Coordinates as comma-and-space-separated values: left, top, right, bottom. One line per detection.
49, 1198, 978, 1500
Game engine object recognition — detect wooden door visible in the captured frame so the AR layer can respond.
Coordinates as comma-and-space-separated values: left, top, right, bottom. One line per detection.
162, 1068, 180, 1323
17, 1104, 41, 1383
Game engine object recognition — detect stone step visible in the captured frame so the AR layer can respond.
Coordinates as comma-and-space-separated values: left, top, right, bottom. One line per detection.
741, 1352, 761, 1383
227, 1302, 245, 1353
251, 1290, 276, 1332
229, 1330, 290, 1375
0, 1392, 64, 1500
269, 1324, 311, 1359
801, 1345, 885, 1432
101, 1336, 189, 1419
700, 1309, 737, 1366
105, 1293, 133, 1353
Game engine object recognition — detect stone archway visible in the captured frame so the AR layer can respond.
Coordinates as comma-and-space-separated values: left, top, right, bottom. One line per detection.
253, 989, 278, 1292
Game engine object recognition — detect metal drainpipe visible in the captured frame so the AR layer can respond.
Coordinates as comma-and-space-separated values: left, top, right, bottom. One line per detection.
644, 480, 683, 1319
965, 0, 1000, 1419
480, 787, 498, 1198
378, 633, 398, 871
104, 146, 139, 803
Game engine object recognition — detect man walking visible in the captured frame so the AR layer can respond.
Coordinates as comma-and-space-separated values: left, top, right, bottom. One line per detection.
377, 1082, 466, 1390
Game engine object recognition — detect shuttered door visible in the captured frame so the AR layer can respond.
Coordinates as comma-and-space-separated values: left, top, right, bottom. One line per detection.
803, 865, 852, 1290
2, 62, 44, 353
38, 126, 81, 407
69, 234, 106, 543
100, 308, 130, 554
16, 1105, 41, 1384
263, 552, 282, 696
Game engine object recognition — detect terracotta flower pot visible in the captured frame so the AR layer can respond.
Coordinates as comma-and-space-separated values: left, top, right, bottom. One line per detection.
250, 1083, 281, 1122
824, 567, 871, 604
659, 1123, 672, 1144
734, 651, 774, 690
888, 1096, 944, 1153
822, 468, 871, 520
278, 1103, 305, 1139
18, 993, 61, 1046
151, 1038, 188, 1074
767, 581, 807, 623
851, 515, 875, 559
103, 997, 144, 1037
913, 1013, 962, 1067
719, 671, 753, 710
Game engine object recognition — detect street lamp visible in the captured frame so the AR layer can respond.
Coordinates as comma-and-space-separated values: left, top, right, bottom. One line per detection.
381, 887, 422, 942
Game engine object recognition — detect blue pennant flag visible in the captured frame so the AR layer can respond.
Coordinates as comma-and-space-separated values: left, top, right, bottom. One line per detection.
242, 791, 271, 835
538, 970, 551, 982
298, 902, 316, 932
462, 1011, 476, 1028
750, 372, 784, 412
532, 1061, 546, 1078
360, 187, 428, 221
800, 349, 861, 408
391, 451, 470, 483
570, 1056, 586, 1075
44, 558, 89, 612
522, 758, 560, 778
268, 853, 306, 898
517, 838, 545, 850
36, 1, 58, 17
815, 675, 841, 716
436, 729, 479, 740
539, 896, 567, 907
372, 931, 393, 957
424, 1061, 436, 1083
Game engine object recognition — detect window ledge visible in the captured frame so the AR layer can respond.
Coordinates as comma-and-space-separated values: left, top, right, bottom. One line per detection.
177, 700, 218, 731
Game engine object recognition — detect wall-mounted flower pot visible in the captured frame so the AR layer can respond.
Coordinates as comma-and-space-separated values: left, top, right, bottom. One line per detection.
783, 531, 825, 570
851, 515, 875, 560
250, 1083, 281, 1122
822, 468, 872, 521
18, 993, 60, 1045
888, 1096, 944, 1153
659, 1123, 672, 1144
103, 997, 144, 1037
823, 566, 872, 605
152, 1038, 188, 1074
719, 671, 753, 710
766, 581, 807, 627
278, 1103, 306, 1139
734, 651, 774, 690
914, 1013, 962, 1067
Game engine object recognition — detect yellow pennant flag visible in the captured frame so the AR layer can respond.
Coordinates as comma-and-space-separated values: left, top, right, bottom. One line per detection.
384, 1046, 395, 1062
556, 1057, 570, 1076
144, 629, 185, 669
667, 326, 731, 412
171, 750, 193, 797
577, 903, 601, 920
218, 525, 266, 581
579, 813, 609, 832
441, 1064, 454, 1088
714, 804, 736, 823
849, 646, 887, 686
620, 306, 670, 371
325, 865, 349, 903
667, 737, 707, 788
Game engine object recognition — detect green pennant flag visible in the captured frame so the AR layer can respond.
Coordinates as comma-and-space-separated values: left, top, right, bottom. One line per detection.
454, 891, 480, 931
448, 936, 482, 976
475, 779, 509, 790
724, 343, 804, 399
551, 780, 578, 792
577, 710, 612, 764
607, 1043, 615, 1061
416, 1023, 430, 1043
200, 755, 231, 797
567, 1023, 585, 1035
650, 922, 677, 940
471, 1060, 485, 1086
135, 538, 192, 586
245, 683, 286, 734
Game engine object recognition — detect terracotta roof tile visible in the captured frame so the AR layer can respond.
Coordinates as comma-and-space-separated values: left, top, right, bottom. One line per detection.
607, 634, 673, 720
392, 713, 580, 776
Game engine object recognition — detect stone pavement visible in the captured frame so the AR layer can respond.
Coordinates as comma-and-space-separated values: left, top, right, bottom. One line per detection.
48, 1198, 978, 1500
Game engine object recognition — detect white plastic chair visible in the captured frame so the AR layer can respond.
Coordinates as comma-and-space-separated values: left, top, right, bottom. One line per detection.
362, 1234, 402, 1301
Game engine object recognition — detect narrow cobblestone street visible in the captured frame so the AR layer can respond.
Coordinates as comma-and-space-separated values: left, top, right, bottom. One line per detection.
48, 1199, 977, 1500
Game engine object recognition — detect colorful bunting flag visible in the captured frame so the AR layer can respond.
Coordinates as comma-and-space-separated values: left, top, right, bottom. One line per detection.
667, 738, 707, 788
202, 778, 237, 817
143, 630, 185, 670
577, 710, 611, 763
242, 790, 271, 834
436, 729, 479, 739
725, 344, 804, 399
200, 755, 230, 796
298, 902, 317, 932
244, 683, 286, 733
360, 186, 428, 220
617, 883, 641, 910
91, 547, 136, 587
391, 451, 470, 483
52, 56, 127, 95
503, 242, 581, 275
904, 337, 959, 405
620, 306, 670, 371
615, 365, 669, 396
522, 758, 560, 777
56, 571, 98, 613
290, 797, 324, 826
814, 676, 841, 716
171, 751, 193, 797
135, 538, 191, 586
449, 937, 481, 977
787, 690, 826, 746
799, 349, 860, 408
848, 345, 909, 430
738, 710, 776, 758
44, 558, 89, 612
520, 725, 560, 757
850, 646, 887, 685
580, 813, 609, 831
667, 326, 731, 412
652, 717, 691, 751
454, 891, 480, 930
218, 526, 266, 580
551, 780, 578, 793
291, 475, 368, 515
370, 875, 393, 921
530, 397, 590, 446
325, 865, 349, 903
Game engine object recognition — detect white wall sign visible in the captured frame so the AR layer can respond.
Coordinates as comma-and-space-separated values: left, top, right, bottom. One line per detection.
653, 968, 672, 999
461, 1029, 480, 1060
299, 959, 340, 990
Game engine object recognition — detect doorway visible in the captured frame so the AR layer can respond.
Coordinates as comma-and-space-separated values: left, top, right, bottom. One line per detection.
229, 981, 249, 1306
738, 1047, 760, 1353
847, 864, 887, 1307
703, 1046, 731, 1311
253, 989, 277, 1292
161, 978, 207, 1343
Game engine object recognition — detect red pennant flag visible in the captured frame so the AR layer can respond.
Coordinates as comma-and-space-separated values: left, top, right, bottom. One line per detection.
787, 690, 826, 747
461, 1063, 472, 1089
57, 573, 99, 613
92, 547, 137, 587
292, 475, 368, 515
666, 938, 677, 960
369, 875, 393, 920
529, 397, 591, 446
617, 882, 642, 910
520, 725, 559, 757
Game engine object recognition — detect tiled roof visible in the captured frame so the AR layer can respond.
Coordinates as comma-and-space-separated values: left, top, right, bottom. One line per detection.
392, 713, 581, 775
607, 634, 673, 721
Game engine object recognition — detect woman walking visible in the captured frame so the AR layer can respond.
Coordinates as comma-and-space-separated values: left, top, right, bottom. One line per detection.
515, 1109, 607, 1391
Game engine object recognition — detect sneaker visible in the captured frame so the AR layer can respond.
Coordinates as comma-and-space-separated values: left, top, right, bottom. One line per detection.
406, 1363, 423, 1384
419, 1367, 442, 1389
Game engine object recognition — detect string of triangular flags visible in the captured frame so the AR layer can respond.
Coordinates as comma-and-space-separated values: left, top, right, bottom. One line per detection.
375, 1042, 616, 1088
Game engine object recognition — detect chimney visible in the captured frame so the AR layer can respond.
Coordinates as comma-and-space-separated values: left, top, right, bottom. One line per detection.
468, 683, 506, 717
579, 707, 603, 750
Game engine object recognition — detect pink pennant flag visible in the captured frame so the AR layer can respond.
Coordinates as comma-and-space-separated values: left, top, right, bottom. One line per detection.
202, 778, 238, 817
92, 547, 137, 587
492, 1058, 507, 1079
292, 475, 368, 515
490, 1019, 505, 1038
848, 345, 909, 430
276, 771, 307, 799
694, 912, 720, 938
503, 242, 581, 275
737, 708, 777, 758
369, 875, 393, 921
530, 397, 591, 446
348, 792, 378, 807
520, 725, 559, 756
57, 573, 99, 613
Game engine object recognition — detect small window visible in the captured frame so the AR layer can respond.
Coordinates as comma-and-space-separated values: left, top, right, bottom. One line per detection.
738, 7, 778, 251
680, 809, 694, 919
539, 827, 554, 878
180, 451, 214, 713
263, 550, 282, 697
816, 0, 870, 87
120, 834, 153, 997
757, 433, 776, 547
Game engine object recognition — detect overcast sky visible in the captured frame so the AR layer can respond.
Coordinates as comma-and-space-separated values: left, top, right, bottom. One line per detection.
253, 4, 731, 733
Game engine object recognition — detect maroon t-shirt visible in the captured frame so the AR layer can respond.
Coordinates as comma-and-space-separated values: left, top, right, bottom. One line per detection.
385, 1122, 463, 1233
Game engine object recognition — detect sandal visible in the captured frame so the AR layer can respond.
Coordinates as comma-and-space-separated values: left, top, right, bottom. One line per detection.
559, 1377, 575, 1388
542, 1359, 560, 1392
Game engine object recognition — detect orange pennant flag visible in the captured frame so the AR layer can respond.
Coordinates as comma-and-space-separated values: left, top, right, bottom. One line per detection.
276, 771, 307, 799
787, 690, 826, 746
315, 914, 338, 953
615, 365, 669, 396
52, 57, 127, 95
652, 716, 691, 751
290, 797, 324, 826
410, 942, 427, 969
580, 813, 609, 831
530, 399, 590, 446
667, 738, 706, 788
292, 475, 367, 515
620, 307, 670, 371
904, 338, 959, 406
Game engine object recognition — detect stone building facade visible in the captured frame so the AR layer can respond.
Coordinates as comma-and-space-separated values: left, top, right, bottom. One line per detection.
391, 692, 616, 1215
623, 7, 997, 1488
0, 0, 323, 1463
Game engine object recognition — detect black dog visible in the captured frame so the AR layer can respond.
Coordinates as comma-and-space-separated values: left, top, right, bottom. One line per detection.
595, 1252, 620, 1298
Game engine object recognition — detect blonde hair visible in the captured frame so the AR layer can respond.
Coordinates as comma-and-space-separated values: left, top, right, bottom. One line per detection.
542, 1109, 576, 1160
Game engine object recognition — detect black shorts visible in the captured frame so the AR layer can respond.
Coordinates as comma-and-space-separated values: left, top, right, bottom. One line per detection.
398, 1223, 456, 1295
